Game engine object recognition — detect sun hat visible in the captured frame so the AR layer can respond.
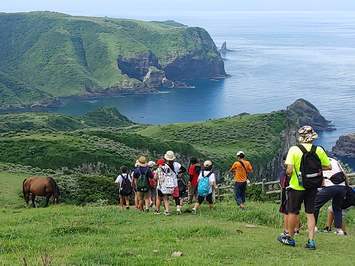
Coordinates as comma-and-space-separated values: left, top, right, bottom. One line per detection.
298, 125, 318, 143
203, 160, 213, 167
237, 151, 245, 156
156, 159, 165, 166
148, 161, 156, 168
164, 151, 176, 161
137, 156, 147, 166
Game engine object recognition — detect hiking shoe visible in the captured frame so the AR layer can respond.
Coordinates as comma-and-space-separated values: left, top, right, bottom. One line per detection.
322, 226, 331, 233
305, 240, 316, 250
277, 235, 295, 247
335, 229, 346, 236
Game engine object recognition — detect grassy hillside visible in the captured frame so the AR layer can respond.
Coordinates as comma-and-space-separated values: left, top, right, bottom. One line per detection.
0, 12, 224, 109
0, 109, 286, 182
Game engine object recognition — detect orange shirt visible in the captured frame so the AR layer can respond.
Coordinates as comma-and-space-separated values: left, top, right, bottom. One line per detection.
230, 159, 253, 182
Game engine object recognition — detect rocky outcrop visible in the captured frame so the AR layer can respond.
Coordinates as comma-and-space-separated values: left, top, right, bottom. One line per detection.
143, 67, 166, 88
287, 98, 334, 131
332, 133, 355, 158
264, 99, 334, 180
164, 54, 226, 81
117, 51, 160, 81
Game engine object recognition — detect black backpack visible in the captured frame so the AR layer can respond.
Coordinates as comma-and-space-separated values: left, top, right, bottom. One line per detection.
297, 144, 323, 189
120, 174, 132, 195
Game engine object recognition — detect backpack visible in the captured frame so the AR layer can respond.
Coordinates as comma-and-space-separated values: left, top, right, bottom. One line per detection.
198, 171, 213, 197
297, 144, 323, 189
120, 174, 132, 195
136, 168, 149, 192
163, 164, 177, 189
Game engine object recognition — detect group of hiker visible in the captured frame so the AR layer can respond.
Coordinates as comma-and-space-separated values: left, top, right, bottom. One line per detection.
114, 125, 354, 250
115, 150, 253, 215
277, 125, 355, 250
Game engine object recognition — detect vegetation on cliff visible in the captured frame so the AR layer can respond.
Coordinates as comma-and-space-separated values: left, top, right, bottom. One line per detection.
0, 12, 225, 109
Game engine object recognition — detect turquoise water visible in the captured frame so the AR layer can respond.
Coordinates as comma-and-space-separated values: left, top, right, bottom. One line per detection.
52, 12, 355, 155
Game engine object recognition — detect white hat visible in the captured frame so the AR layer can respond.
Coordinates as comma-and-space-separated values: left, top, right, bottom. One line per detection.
164, 150, 176, 161
147, 161, 156, 168
237, 151, 245, 156
203, 160, 213, 167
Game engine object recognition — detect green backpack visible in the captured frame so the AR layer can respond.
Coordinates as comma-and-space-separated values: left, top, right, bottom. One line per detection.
137, 168, 149, 192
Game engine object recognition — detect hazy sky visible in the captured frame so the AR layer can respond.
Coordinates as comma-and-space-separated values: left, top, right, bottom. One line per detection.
1, 0, 355, 17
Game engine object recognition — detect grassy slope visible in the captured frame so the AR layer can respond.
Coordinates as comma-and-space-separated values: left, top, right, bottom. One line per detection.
0, 12, 220, 107
137, 111, 287, 171
0, 110, 286, 178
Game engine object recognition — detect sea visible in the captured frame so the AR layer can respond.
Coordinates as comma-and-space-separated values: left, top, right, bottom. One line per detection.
51, 11, 355, 168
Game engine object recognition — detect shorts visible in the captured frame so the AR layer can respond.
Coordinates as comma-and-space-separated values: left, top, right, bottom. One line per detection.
279, 188, 288, 214
157, 189, 171, 198
286, 188, 317, 214
198, 193, 213, 204
150, 188, 157, 197
136, 191, 150, 201
119, 190, 132, 197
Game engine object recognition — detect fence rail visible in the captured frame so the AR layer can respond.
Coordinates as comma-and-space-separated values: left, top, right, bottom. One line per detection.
216, 172, 355, 200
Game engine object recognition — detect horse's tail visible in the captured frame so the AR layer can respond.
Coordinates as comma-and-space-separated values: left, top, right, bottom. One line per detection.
48, 177, 60, 197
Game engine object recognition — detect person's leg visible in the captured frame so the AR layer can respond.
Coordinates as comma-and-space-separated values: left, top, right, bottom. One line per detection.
119, 195, 124, 208
234, 182, 239, 205
304, 189, 318, 249
206, 193, 214, 209
285, 189, 303, 238
156, 190, 162, 212
124, 196, 130, 208
326, 206, 334, 229
235, 182, 243, 206
332, 187, 347, 229
314, 187, 333, 225
193, 196, 203, 213
163, 195, 170, 213
134, 192, 139, 209
306, 213, 316, 240
283, 214, 289, 233
144, 192, 150, 211
240, 182, 246, 208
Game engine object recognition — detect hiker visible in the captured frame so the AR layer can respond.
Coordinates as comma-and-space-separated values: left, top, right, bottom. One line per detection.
229, 151, 253, 209
188, 157, 201, 204
148, 161, 158, 209
192, 160, 216, 214
132, 156, 154, 212
278, 126, 331, 250
115, 166, 132, 209
161, 151, 186, 215
323, 186, 355, 235
314, 157, 348, 236
155, 158, 171, 215
132, 161, 139, 209
279, 155, 300, 236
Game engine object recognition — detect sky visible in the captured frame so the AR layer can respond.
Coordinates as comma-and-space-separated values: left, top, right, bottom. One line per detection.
1, 0, 355, 17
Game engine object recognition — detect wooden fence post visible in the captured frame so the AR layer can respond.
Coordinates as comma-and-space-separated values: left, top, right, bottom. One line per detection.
261, 178, 266, 193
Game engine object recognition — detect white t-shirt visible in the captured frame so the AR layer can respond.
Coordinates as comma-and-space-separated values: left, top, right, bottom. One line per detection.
115, 174, 132, 187
197, 170, 216, 194
323, 158, 346, 187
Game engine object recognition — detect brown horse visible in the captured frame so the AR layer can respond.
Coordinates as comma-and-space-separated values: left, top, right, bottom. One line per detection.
23, 177, 60, 207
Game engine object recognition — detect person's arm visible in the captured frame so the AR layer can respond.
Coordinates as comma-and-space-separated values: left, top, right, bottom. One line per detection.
318, 147, 332, 170
286, 164, 294, 177
247, 162, 253, 173
229, 163, 236, 173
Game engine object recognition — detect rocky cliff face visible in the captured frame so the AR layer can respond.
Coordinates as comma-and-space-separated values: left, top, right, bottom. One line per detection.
332, 133, 355, 158
265, 99, 334, 180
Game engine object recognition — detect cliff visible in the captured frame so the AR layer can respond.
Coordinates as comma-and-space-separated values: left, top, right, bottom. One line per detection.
0, 12, 226, 109
332, 133, 355, 158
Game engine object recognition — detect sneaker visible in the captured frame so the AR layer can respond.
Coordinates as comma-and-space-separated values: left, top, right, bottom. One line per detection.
144, 208, 150, 213
126, 206, 130, 210
277, 235, 295, 247
192, 208, 197, 215
154, 210, 161, 215
164, 211, 171, 216
294, 229, 300, 236
305, 240, 316, 250
335, 229, 345, 236
279, 231, 288, 237
322, 226, 331, 233
176, 208, 182, 215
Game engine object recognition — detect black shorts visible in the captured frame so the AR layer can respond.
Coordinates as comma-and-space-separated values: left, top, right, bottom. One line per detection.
119, 190, 132, 197
157, 189, 171, 198
198, 193, 213, 204
279, 189, 288, 214
286, 188, 317, 214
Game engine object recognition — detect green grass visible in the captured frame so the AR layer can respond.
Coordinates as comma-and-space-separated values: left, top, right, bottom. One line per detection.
0, 203, 354, 265
0, 169, 354, 265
